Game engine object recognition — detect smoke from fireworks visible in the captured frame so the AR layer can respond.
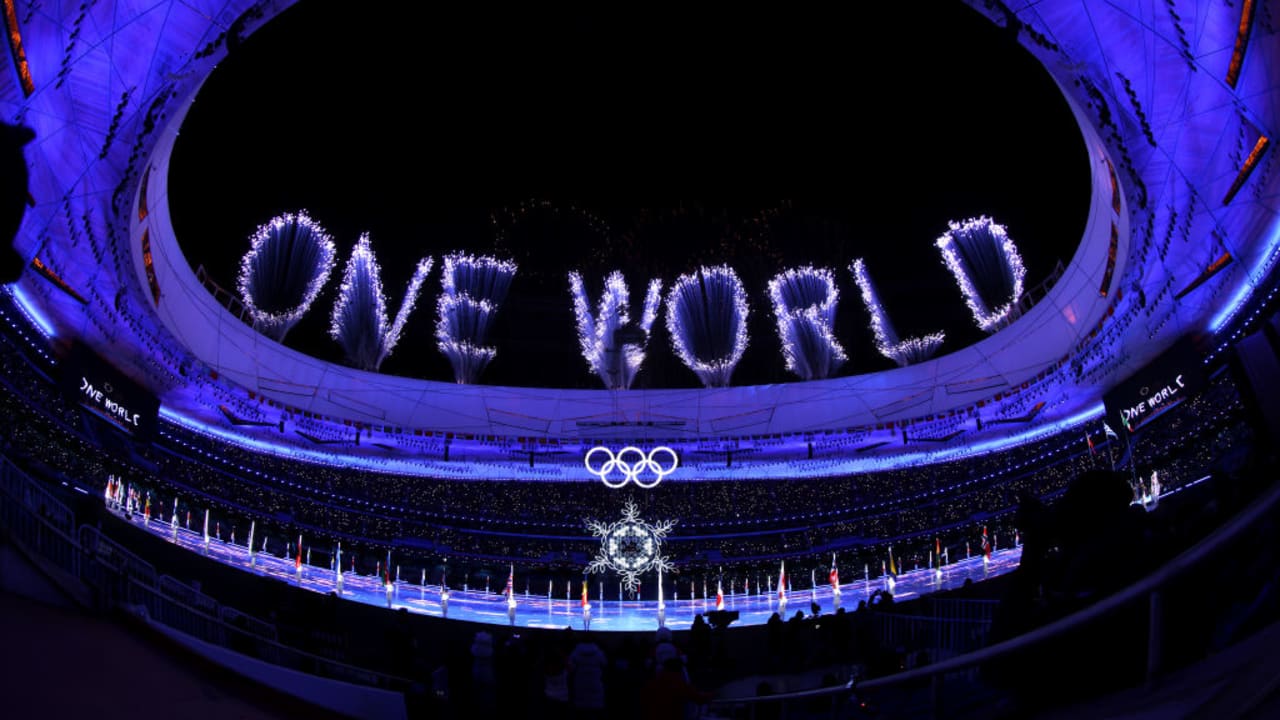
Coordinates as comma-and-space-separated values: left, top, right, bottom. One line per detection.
237, 211, 336, 341
768, 265, 846, 380
851, 258, 945, 367
665, 265, 750, 387
435, 253, 518, 384
935, 216, 1026, 332
569, 271, 663, 389
329, 233, 433, 371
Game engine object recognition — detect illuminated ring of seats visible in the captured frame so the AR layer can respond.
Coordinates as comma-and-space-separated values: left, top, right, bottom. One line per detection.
584, 446, 678, 488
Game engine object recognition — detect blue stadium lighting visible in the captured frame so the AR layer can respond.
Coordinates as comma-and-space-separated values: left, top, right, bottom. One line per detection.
1209, 213, 1280, 333
8, 285, 56, 337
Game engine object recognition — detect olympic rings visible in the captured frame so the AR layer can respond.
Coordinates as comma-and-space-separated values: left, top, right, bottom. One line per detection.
584, 446, 678, 488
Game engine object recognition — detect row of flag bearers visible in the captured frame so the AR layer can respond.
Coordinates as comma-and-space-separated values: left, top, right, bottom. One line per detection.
108, 475, 1014, 628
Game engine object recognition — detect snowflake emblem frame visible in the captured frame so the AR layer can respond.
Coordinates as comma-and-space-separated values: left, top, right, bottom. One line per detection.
586, 500, 675, 591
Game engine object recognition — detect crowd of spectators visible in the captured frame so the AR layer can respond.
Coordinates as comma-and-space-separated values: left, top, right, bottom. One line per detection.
0, 304, 1255, 602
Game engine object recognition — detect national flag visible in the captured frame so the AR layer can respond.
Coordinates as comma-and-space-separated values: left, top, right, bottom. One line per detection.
829, 554, 840, 592
505, 565, 515, 602
981, 526, 991, 560
1086, 433, 1096, 454
715, 580, 724, 611
1104, 422, 1119, 439
296, 534, 303, 572
888, 545, 897, 577
104, 476, 113, 504
581, 579, 589, 608
778, 561, 787, 600
202, 509, 209, 544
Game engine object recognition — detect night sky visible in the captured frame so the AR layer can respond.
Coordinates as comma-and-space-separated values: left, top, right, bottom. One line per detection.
169, 3, 1089, 389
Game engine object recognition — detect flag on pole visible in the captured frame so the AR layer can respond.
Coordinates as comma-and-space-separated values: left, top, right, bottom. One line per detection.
981, 526, 991, 560
1104, 422, 1119, 439
143, 493, 151, 523
202, 509, 209, 545
715, 580, 725, 611
778, 561, 787, 601
296, 534, 304, 573
581, 579, 589, 608
1086, 433, 1096, 455
505, 565, 515, 604
247, 520, 255, 560
829, 554, 840, 593
888, 545, 897, 577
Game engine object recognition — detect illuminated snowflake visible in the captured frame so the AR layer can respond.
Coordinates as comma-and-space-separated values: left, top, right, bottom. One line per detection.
586, 500, 675, 591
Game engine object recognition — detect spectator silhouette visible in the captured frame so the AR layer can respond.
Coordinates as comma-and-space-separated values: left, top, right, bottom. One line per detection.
568, 631, 607, 718
642, 657, 713, 720
987, 470, 1152, 711
469, 630, 496, 713
689, 614, 711, 672
766, 612, 785, 670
